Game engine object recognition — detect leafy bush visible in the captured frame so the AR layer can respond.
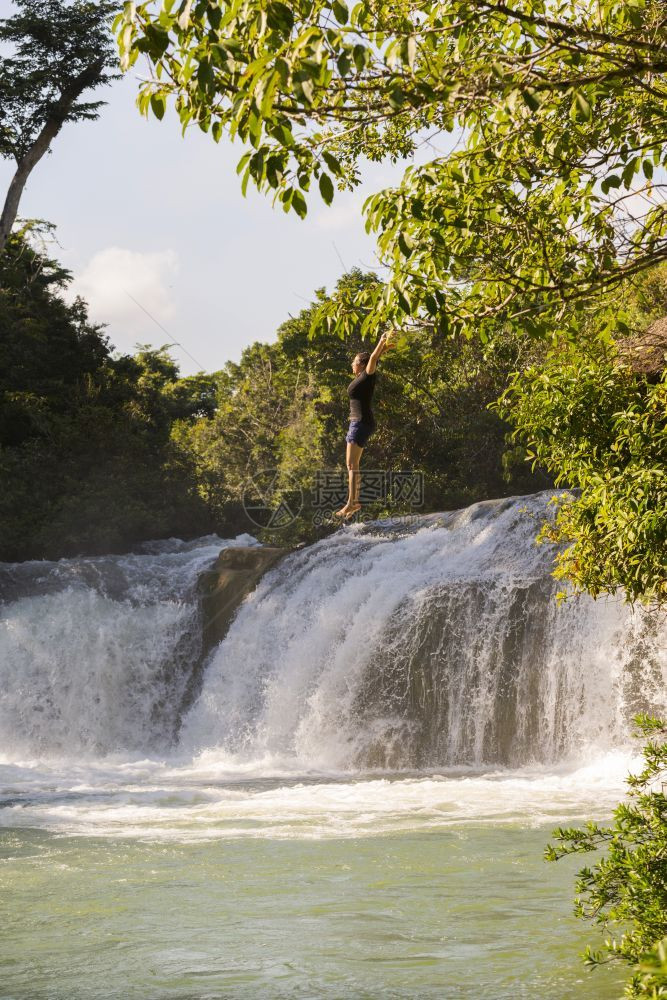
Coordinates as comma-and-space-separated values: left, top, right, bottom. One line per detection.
496, 337, 667, 606
546, 717, 667, 998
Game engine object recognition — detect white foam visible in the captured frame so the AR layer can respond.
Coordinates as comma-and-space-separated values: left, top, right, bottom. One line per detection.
0, 533, 257, 756
0, 749, 637, 841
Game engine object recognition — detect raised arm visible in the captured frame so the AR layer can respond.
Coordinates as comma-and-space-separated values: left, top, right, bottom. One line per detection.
365, 331, 393, 374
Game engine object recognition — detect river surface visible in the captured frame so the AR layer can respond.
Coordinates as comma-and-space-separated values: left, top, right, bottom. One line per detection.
1, 765, 628, 999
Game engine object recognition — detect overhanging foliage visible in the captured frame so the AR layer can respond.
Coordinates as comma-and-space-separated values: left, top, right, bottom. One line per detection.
116, 0, 667, 340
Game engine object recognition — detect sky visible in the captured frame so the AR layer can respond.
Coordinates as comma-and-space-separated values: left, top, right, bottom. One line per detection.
0, 7, 437, 376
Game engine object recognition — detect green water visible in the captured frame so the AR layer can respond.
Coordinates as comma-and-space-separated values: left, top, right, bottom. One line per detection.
1, 825, 624, 1000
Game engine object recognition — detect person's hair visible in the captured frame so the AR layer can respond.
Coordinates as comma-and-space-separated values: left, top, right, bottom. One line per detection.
355, 351, 371, 366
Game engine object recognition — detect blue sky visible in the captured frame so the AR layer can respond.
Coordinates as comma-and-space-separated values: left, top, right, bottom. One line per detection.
0, 40, 431, 375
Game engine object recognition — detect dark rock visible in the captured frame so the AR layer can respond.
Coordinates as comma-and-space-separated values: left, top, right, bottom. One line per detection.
198, 545, 289, 655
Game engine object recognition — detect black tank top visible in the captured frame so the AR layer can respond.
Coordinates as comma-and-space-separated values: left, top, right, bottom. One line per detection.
347, 370, 377, 424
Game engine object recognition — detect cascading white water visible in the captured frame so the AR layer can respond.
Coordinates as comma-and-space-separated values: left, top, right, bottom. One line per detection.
1, 492, 665, 841
181, 493, 667, 771
0, 533, 259, 757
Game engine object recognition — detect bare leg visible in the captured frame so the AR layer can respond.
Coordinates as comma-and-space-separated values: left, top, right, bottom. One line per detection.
348, 442, 363, 512
334, 442, 364, 516
350, 442, 364, 507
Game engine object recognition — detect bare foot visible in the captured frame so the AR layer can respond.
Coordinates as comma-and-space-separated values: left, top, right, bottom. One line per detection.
333, 504, 352, 517
343, 503, 362, 519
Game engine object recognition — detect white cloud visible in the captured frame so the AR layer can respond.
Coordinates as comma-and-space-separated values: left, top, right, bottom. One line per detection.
68, 247, 180, 353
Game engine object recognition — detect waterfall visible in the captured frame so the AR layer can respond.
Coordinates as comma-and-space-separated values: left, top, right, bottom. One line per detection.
180, 494, 667, 770
0, 533, 258, 757
1, 492, 665, 772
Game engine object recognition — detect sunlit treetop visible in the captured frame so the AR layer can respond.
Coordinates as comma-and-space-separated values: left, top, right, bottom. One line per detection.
0, 1, 119, 251
0, 0, 118, 161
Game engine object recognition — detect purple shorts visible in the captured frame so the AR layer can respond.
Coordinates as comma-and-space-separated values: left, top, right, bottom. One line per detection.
346, 419, 375, 447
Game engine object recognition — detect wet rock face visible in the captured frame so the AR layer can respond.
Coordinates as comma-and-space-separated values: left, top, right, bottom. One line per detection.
198, 546, 289, 655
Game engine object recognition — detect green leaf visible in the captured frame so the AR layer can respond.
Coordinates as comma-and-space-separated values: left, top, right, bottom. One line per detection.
267, 2, 294, 34
332, 0, 349, 24
281, 187, 294, 212
410, 198, 424, 220
319, 172, 334, 205
207, 5, 222, 30
337, 50, 352, 76
521, 87, 540, 112
601, 174, 622, 195
352, 44, 367, 72
398, 231, 415, 257
236, 152, 251, 175
571, 91, 592, 122
322, 150, 342, 176
424, 293, 438, 316
145, 24, 170, 57
388, 86, 405, 109
299, 76, 314, 104
177, 0, 193, 30
292, 189, 308, 218
150, 92, 166, 120
396, 287, 411, 312
622, 157, 639, 188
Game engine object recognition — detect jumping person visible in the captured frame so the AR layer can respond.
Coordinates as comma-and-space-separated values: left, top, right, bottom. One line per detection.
334, 331, 394, 519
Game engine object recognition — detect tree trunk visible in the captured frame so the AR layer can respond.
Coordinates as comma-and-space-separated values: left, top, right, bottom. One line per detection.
0, 57, 106, 253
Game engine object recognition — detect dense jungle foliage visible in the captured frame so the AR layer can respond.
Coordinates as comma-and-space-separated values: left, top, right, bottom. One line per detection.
0, 235, 549, 560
